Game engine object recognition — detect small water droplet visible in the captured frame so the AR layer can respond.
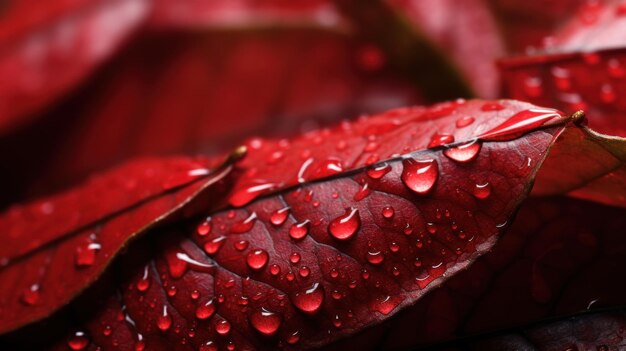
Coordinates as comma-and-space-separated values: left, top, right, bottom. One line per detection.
367, 163, 392, 179
195, 300, 216, 320
473, 182, 492, 199
137, 266, 150, 292
292, 283, 324, 314
234, 240, 249, 251
401, 158, 438, 195
289, 221, 310, 240
215, 320, 231, 335
382, 206, 394, 219
289, 252, 301, 264
204, 236, 226, 255
270, 207, 290, 226
157, 306, 172, 331
455, 116, 475, 128
443, 140, 481, 163
481, 102, 505, 111
371, 295, 400, 315
299, 266, 311, 278
231, 212, 257, 233
389, 242, 400, 253
20, 284, 40, 306
427, 133, 455, 148
286, 331, 301, 345
246, 249, 269, 271
200, 341, 218, 351
329, 208, 361, 240
75, 242, 101, 268
250, 308, 282, 336
68, 331, 89, 350
191, 290, 200, 300
366, 251, 384, 265
270, 264, 281, 276
196, 218, 212, 236
353, 182, 371, 201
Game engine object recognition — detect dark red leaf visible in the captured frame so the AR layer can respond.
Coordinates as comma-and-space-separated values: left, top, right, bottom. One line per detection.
0, 99, 580, 349
0, 149, 244, 334
333, 197, 626, 350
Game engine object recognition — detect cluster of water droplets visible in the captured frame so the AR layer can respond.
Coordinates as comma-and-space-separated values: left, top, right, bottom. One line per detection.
51, 102, 565, 350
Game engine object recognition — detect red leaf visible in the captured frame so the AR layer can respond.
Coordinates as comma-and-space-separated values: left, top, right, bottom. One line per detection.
499, 0, 626, 137
385, 0, 505, 97
0, 149, 244, 334
0, 20, 419, 209
0, 0, 149, 134
0, 100, 578, 349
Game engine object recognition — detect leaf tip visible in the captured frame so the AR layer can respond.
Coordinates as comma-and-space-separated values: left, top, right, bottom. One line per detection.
570, 110, 586, 125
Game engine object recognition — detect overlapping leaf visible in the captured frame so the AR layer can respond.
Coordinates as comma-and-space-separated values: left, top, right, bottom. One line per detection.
0, 152, 242, 334
499, 0, 626, 137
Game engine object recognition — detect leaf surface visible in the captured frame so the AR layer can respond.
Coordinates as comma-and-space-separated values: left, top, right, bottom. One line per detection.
0, 152, 242, 334
0, 99, 577, 349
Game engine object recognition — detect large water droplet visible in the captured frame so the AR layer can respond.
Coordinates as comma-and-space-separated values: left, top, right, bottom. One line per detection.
367, 162, 392, 179
204, 236, 226, 255
250, 308, 282, 336
289, 221, 310, 240
478, 108, 565, 141
195, 300, 216, 320
68, 331, 89, 350
75, 242, 101, 268
157, 306, 172, 331
292, 283, 324, 314
443, 140, 481, 163
246, 249, 269, 271
401, 158, 438, 195
427, 133, 454, 148
231, 212, 257, 234
328, 208, 361, 240
270, 207, 290, 226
